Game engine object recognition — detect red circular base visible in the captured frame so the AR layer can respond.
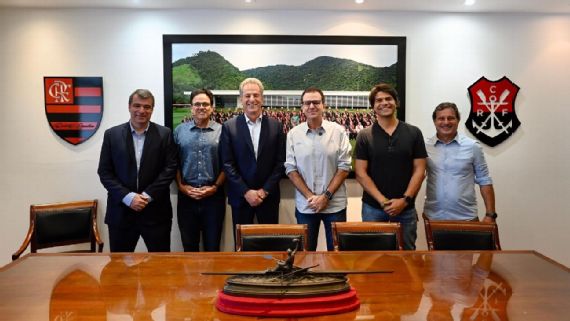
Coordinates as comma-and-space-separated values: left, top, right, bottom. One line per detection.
215, 287, 360, 317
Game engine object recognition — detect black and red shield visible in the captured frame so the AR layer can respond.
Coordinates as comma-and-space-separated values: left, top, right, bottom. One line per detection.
465, 76, 520, 147
44, 77, 103, 145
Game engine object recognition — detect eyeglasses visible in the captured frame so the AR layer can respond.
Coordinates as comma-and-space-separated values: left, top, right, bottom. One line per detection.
192, 102, 212, 108
302, 100, 322, 106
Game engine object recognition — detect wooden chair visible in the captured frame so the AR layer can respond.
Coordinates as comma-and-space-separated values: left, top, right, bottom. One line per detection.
12, 200, 104, 260
235, 224, 308, 252
332, 222, 403, 251
423, 214, 501, 250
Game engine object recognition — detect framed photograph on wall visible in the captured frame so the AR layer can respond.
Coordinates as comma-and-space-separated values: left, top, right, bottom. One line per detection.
163, 34, 406, 129
163, 34, 405, 175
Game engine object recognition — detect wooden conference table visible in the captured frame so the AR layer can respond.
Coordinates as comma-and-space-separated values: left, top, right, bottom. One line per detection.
1, 250, 568, 320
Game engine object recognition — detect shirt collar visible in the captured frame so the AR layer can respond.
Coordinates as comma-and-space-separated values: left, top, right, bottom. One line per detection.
189, 119, 214, 130
129, 122, 150, 134
433, 133, 461, 146
245, 114, 262, 125
374, 119, 400, 136
304, 120, 326, 135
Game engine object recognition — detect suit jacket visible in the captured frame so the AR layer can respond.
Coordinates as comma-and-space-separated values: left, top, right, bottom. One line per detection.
220, 114, 285, 207
97, 122, 177, 227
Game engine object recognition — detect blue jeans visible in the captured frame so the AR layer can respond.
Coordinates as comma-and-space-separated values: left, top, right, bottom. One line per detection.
361, 202, 418, 250
295, 208, 347, 251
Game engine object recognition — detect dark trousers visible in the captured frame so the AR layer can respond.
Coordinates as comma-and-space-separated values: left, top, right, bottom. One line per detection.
230, 197, 279, 246
108, 219, 171, 252
177, 190, 226, 252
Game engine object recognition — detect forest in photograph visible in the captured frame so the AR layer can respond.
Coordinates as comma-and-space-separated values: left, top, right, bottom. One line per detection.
171, 50, 397, 105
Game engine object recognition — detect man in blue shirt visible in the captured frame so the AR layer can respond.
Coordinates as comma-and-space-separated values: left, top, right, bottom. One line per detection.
174, 89, 225, 251
424, 102, 497, 222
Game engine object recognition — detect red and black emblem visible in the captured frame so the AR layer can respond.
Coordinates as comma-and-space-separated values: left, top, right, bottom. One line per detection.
44, 77, 103, 145
465, 76, 520, 147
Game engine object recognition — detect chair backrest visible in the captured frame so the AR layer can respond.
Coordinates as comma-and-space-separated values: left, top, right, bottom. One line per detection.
423, 216, 501, 251
332, 222, 403, 251
12, 200, 103, 260
236, 224, 308, 252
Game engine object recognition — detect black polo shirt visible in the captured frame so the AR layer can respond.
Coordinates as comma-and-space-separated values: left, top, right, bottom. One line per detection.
355, 121, 427, 209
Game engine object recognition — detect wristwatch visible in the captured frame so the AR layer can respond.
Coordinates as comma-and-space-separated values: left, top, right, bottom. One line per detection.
324, 190, 334, 200
485, 212, 498, 219
403, 195, 413, 205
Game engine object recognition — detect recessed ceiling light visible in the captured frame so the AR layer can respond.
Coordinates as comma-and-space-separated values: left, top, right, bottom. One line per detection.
464, 0, 476, 6
245, 0, 254, 3
355, 0, 365, 4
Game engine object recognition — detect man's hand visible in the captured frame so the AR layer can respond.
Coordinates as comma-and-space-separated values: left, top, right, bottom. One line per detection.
307, 194, 329, 213
201, 185, 218, 198
183, 185, 201, 200
383, 198, 407, 216
130, 194, 149, 212
184, 185, 218, 200
482, 215, 495, 223
244, 189, 263, 207
256, 189, 268, 201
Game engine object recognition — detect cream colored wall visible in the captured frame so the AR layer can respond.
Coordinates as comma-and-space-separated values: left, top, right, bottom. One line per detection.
1, 8, 568, 267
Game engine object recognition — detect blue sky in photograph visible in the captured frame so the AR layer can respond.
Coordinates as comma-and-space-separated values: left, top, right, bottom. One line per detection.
172, 43, 398, 70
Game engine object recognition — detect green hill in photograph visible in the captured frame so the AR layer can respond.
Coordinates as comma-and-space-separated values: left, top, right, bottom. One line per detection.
172, 50, 245, 103
172, 50, 397, 103
244, 56, 397, 91
172, 64, 202, 104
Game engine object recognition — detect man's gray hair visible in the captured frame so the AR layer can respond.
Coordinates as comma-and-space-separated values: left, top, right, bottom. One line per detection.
239, 78, 264, 96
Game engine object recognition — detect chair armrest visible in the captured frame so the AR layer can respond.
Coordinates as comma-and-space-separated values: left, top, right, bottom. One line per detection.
12, 221, 35, 260
92, 219, 104, 252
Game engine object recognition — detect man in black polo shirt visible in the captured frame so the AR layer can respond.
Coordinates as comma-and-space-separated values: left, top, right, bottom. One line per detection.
354, 83, 427, 250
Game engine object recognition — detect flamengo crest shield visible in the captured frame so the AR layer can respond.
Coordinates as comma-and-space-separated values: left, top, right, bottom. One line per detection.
44, 77, 103, 145
465, 76, 520, 147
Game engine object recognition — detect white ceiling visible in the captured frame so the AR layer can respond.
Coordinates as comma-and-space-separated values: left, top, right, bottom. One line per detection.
0, 0, 569, 14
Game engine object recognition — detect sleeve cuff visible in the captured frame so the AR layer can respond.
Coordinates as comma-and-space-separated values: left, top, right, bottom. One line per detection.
122, 192, 136, 207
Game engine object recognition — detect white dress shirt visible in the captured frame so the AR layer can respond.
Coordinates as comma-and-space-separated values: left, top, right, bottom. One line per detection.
245, 114, 262, 159
285, 120, 352, 213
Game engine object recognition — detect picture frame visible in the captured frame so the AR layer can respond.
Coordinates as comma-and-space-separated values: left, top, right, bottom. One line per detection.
163, 34, 407, 131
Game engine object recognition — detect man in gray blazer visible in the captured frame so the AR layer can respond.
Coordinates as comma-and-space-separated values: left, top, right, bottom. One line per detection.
220, 78, 285, 238
98, 89, 177, 252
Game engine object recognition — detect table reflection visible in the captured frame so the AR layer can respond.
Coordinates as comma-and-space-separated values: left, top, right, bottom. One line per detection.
50, 268, 106, 321
101, 256, 169, 320
28, 251, 565, 321
48, 255, 221, 321
304, 252, 424, 321
422, 253, 512, 321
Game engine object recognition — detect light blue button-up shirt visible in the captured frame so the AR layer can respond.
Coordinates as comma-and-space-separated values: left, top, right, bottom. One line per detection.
174, 120, 222, 187
285, 120, 352, 214
122, 122, 151, 207
424, 134, 493, 220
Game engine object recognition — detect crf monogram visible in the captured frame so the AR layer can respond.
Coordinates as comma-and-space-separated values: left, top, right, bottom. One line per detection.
472, 87, 512, 138
48, 80, 71, 103
466, 76, 520, 147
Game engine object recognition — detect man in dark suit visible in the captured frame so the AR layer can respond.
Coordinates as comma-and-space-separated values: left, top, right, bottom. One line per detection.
98, 89, 177, 252
220, 78, 285, 238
